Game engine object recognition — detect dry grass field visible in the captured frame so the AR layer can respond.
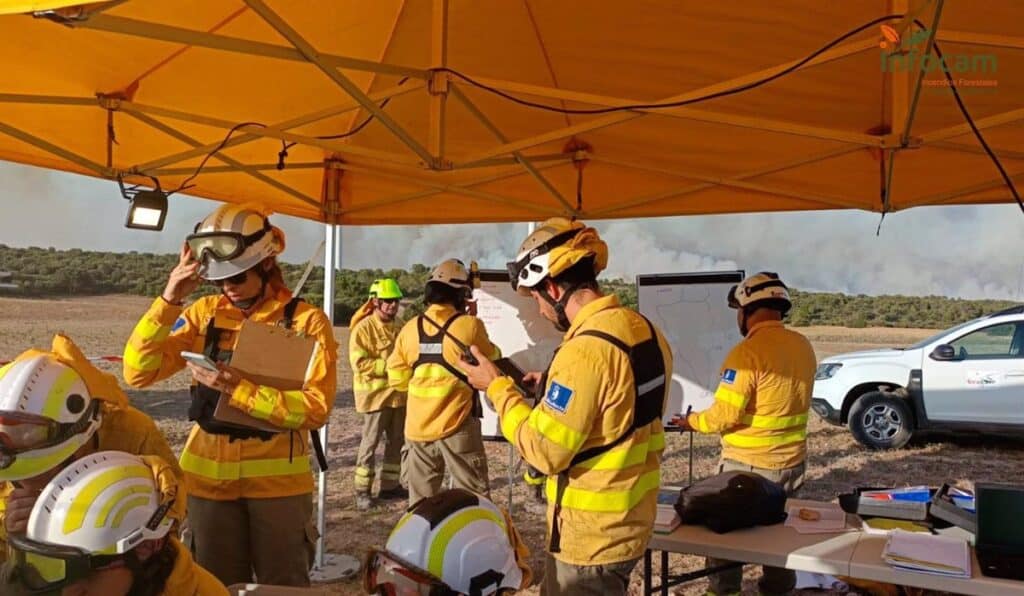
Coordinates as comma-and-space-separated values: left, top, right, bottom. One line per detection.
2, 295, 1022, 595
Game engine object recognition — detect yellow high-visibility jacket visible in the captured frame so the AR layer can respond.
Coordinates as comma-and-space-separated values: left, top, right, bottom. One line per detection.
349, 312, 404, 413
387, 304, 500, 442
0, 403, 181, 561
687, 320, 816, 470
485, 295, 674, 566
163, 537, 229, 596
123, 291, 338, 500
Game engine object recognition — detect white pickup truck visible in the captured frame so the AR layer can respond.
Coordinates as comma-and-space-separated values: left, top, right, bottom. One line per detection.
811, 306, 1024, 449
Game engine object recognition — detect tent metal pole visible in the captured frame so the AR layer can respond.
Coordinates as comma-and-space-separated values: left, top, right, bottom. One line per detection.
330, 162, 564, 216
587, 146, 863, 217
920, 107, 1024, 144
73, 13, 427, 80
589, 155, 867, 211
450, 85, 575, 214
0, 121, 109, 176
244, 0, 436, 167
937, 30, 1024, 50
454, 76, 883, 148
337, 162, 564, 217
125, 82, 422, 172
428, 0, 449, 162
0, 93, 95, 106
115, 100, 419, 169
455, 38, 877, 166
903, 168, 1024, 208
124, 111, 321, 208
316, 222, 338, 570
149, 162, 325, 175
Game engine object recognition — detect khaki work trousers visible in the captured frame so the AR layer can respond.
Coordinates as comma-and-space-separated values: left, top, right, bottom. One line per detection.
406, 416, 489, 507
706, 459, 807, 596
188, 493, 316, 587
540, 554, 640, 596
354, 406, 407, 495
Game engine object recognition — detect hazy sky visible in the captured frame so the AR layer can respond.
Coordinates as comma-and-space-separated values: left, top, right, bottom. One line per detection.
2, 161, 1023, 300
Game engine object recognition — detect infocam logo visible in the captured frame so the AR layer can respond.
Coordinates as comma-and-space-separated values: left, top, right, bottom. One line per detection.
878, 24, 997, 77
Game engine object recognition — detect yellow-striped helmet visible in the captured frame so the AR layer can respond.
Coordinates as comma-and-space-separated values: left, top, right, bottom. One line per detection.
0, 349, 101, 482
378, 489, 524, 595
728, 272, 792, 314
508, 217, 608, 296
187, 204, 285, 281
24, 451, 177, 554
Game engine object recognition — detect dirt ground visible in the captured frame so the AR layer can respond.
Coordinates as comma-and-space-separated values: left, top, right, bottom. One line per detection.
2, 295, 1021, 595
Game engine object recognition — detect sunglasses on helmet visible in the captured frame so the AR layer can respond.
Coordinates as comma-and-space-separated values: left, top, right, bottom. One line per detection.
0, 401, 99, 470
8, 533, 125, 593
186, 219, 272, 263
363, 549, 459, 596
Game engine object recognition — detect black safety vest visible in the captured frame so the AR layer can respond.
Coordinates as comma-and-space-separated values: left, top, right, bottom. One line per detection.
412, 313, 483, 419
546, 311, 668, 552
186, 297, 329, 471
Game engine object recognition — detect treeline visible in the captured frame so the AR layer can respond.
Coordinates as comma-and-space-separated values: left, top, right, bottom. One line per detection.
1, 245, 1017, 329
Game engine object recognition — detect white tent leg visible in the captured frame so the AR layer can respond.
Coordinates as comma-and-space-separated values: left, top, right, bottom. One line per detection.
310, 224, 360, 582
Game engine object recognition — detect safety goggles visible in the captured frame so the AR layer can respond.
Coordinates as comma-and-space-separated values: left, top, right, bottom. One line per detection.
506, 229, 579, 292
186, 220, 271, 263
8, 533, 124, 593
206, 270, 251, 287
0, 402, 98, 470
363, 549, 457, 596
727, 273, 787, 309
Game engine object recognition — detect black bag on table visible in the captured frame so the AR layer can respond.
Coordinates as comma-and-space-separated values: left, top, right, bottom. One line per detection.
673, 471, 788, 534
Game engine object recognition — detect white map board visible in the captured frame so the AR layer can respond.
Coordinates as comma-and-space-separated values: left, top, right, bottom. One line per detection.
473, 270, 564, 440
638, 271, 744, 423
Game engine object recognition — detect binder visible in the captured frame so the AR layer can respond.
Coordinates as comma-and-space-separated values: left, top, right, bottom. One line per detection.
213, 318, 318, 432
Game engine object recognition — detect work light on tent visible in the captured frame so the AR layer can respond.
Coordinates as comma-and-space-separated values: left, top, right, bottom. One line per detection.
119, 176, 168, 232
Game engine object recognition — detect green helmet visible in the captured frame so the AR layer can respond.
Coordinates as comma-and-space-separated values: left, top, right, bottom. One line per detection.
368, 279, 382, 297
375, 278, 403, 300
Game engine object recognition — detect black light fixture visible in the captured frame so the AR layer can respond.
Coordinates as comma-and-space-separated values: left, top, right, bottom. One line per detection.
119, 176, 169, 231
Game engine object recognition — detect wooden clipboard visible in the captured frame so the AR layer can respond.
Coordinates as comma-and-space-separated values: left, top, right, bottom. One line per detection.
213, 318, 318, 433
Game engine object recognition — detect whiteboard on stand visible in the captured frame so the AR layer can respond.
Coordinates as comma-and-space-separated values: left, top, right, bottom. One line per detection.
637, 271, 744, 424
473, 270, 564, 441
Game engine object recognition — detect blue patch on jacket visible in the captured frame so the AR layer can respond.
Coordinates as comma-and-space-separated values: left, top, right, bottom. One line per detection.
721, 368, 737, 384
545, 381, 574, 413
171, 317, 186, 332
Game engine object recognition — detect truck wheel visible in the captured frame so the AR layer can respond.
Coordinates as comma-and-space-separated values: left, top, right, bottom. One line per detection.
848, 391, 914, 449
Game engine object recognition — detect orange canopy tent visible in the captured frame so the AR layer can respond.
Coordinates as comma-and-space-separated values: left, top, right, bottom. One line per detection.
0, 0, 1021, 226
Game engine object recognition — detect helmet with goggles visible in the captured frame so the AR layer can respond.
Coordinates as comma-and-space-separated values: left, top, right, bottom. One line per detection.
507, 217, 608, 296
727, 272, 792, 314
364, 489, 528, 596
8, 451, 181, 594
186, 204, 285, 281
0, 336, 112, 482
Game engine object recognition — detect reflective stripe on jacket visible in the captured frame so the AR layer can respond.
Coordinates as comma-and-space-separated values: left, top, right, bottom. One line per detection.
486, 295, 674, 566
687, 319, 816, 469
387, 304, 499, 442
123, 292, 338, 500
349, 312, 404, 413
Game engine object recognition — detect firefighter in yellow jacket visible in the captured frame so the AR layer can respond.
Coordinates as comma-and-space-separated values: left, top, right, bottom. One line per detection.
350, 278, 408, 510
461, 218, 673, 596
0, 334, 181, 564
674, 272, 816, 596
386, 259, 501, 506
123, 204, 338, 588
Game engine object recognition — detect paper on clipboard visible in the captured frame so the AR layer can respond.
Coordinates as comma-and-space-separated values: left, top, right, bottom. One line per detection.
213, 319, 318, 433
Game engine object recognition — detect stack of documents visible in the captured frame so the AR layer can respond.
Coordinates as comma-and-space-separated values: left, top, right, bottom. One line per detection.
654, 485, 682, 534
784, 505, 851, 534
654, 505, 681, 534
858, 486, 932, 520
882, 530, 971, 578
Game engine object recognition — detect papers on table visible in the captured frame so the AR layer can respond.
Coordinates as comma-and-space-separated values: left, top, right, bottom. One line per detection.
784, 505, 852, 534
655, 505, 681, 534
882, 530, 971, 578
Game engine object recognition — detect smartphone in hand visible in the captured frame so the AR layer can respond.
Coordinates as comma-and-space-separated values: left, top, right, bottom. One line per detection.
180, 351, 218, 372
